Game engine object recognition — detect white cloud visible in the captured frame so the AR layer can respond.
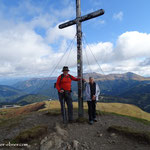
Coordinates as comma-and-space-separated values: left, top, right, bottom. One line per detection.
115, 31, 150, 59
82, 31, 150, 76
46, 23, 76, 43
0, 24, 53, 75
1, 24, 150, 77
113, 11, 123, 21
83, 42, 113, 65
0, 0, 77, 77
0, 1, 150, 77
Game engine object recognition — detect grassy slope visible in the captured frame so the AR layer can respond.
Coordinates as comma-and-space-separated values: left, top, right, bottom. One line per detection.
97, 102, 150, 121
42, 101, 150, 121
1, 101, 150, 122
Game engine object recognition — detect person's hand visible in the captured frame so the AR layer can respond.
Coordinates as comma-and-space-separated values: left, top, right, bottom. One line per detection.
92, 95, 96, 101
60, 89, 64, 93
82, 78, 86, 82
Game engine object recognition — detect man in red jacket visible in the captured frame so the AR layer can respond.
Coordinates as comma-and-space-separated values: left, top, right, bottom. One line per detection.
56, 66, 81, 123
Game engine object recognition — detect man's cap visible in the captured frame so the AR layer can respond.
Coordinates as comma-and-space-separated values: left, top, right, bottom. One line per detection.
62, 66, 70, 72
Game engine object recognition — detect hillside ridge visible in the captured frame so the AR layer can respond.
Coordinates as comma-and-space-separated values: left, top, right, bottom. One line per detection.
0, 101, 150, 150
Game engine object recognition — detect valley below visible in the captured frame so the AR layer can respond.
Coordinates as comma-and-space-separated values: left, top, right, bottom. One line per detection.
1, 72, 150, 113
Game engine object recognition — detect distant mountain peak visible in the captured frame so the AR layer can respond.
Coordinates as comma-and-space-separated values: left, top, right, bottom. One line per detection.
83, 72, 150, 81
123, 72, 145, 80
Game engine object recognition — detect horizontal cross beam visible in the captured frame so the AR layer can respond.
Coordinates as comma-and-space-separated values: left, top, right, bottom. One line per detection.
59, 9, 104, 29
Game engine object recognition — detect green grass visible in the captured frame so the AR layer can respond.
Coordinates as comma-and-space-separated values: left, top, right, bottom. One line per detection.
44, 109, 61, 116
107, 125, 150, 144
101, 111, 150, 125
12, 125, 48, 143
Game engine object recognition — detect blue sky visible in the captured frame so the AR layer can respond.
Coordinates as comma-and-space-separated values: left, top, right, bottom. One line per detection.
0, 0, 150, 77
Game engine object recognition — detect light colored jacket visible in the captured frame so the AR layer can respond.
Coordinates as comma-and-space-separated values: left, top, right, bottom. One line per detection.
85, 82, 100, 101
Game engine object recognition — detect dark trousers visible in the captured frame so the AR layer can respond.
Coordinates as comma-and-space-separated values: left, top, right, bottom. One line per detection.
87, 101, 96, 121
58, 92, 73, 122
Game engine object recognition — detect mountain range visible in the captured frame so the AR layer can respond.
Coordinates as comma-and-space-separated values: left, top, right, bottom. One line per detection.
0, 85, 25, 103
0, 72, 150, 113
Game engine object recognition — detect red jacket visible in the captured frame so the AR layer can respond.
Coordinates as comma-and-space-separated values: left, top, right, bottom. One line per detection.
56, 74, 80, 92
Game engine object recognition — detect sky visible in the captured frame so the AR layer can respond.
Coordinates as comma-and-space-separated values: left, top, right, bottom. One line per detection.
0, 0, 150, 78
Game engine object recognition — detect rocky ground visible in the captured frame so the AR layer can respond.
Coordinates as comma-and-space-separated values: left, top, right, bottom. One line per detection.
0, 108, 150, 150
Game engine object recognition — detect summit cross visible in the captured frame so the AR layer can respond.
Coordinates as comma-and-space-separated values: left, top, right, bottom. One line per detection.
59, 0, 104, 118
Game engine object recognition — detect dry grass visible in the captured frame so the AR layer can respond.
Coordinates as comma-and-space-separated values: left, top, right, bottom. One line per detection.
1, 100, 150, 124
42, 101, 150, 121
41, 101, 88, 111
0, 102, 46, 128
0, 102, 45, 119
97, 102, 150, 121
14, 102, 45, 116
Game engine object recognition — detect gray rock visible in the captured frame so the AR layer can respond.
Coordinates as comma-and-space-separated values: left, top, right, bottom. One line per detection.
97, 133, 103, 137
55, 123, 68, 138
40, 140, 53, 150
40, 136, 48, 145
40, 124, 68, 150
72, 140, 79, 150
53, 134, 64, 149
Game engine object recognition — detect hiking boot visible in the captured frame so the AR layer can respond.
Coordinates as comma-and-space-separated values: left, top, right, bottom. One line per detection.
89, 120, 94, 125
93, 118, 97, 122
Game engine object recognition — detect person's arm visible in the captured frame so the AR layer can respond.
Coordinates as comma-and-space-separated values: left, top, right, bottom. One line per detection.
56, 76, 61, 92
96, 84, 100, 96
95, 84, 100, 100
70, 75, 80, 81
70, 75, 86, 82
85, 84, 90, 99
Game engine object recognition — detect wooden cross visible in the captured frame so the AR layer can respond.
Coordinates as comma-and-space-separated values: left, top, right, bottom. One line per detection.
59, 0, 104, 118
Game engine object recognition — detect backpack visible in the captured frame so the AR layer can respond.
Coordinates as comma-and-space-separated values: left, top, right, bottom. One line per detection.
54, 74, 72, 88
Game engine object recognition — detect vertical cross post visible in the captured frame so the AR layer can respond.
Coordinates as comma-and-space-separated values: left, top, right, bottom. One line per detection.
58, 0, 104, 118
76, 0, 83, 117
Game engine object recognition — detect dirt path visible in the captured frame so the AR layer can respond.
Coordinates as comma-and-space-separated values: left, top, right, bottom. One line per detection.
66, 114, 150, 150
0, 110, 150, 150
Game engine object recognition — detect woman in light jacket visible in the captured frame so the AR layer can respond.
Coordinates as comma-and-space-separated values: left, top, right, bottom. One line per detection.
85, 77, 100, 125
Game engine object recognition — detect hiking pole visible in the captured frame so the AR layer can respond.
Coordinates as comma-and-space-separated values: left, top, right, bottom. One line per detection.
62, 93, 67, 124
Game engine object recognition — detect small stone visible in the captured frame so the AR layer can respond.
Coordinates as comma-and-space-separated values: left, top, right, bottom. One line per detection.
97, 133, 103, 137
108, 139, 116, 144
40, 136, 48, 145
66, 143, 72, 150
82, 142, 88, 148
61, 142, 71, 150
110, 133, 116, 137
40, 140, 53, 150
72, 140, 79, 150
